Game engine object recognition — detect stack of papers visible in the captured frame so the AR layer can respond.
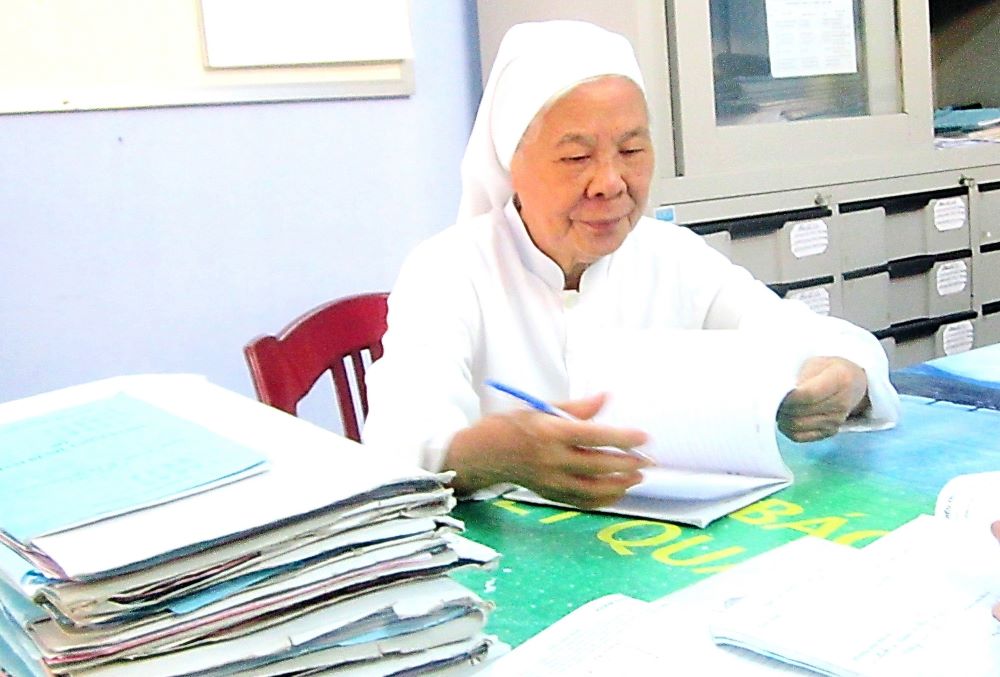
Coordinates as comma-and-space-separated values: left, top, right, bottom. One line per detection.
0, 374, 500, 676
934, 107, 1000, 134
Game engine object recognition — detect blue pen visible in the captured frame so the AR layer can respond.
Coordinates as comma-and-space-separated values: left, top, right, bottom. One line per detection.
485, 380, 654, 463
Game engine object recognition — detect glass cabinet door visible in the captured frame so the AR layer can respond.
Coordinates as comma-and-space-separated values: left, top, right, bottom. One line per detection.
711, 0, 901, 125
668, 0, 934, 184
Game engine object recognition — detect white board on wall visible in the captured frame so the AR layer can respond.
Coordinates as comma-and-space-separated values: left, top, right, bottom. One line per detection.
200, 0, 412, 68
0, 0, 413, 115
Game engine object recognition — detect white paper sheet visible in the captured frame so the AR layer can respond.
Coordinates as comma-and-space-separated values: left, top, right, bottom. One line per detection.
712, 516, 1000, 676
507, 330, 804, 526
568, 329, 801, 482
481, 538, 842, 676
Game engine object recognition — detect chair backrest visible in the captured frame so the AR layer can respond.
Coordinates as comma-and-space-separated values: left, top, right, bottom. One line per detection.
243, 292, 389, 442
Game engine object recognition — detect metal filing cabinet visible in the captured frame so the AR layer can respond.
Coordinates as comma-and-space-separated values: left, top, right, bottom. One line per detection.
837, 207, 890, 332
973, 182, 1000, 308
878, 311, 977, 369
840, 188, 970, 260
886, 250, 973, 325
768, 276, 843, 318
685, 207, 837, 285
977, 304, 1000, 346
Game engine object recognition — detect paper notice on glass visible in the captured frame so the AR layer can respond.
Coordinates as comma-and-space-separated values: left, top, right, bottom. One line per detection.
504, 329, 807, 527
765, 0, 858, 78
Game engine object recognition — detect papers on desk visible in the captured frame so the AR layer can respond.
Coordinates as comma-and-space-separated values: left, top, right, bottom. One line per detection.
0, 374, 501, 676
486, 490, 1000, 677
479, 537, 841, 676
710, 473, 1000, 676
506, 329, 807, 527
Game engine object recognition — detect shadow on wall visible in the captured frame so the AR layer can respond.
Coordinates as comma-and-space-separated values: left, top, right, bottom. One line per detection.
464, 1, 484, 104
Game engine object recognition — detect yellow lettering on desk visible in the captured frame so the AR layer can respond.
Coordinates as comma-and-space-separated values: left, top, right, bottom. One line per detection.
492, 499, 531, 516
539, 511, 580, 524
597, 520, 682, 556
729, 498, 804, 525
651, 535, 745, 570
762, 515, 849, 539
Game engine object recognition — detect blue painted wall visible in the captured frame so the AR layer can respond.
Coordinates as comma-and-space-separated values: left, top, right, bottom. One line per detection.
0, 1, 481, 430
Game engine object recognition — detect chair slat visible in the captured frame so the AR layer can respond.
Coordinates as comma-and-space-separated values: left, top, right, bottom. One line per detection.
243, 292, 389, 443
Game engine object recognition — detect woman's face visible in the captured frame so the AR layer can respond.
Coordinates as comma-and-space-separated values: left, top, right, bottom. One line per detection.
510, 76, 653, 287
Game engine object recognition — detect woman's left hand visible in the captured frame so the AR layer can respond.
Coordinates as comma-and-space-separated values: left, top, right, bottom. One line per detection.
777, 356, 869, 442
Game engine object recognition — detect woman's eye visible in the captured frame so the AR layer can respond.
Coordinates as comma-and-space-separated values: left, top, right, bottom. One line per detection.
561, 155, 589, 163
621, 147, 645, 156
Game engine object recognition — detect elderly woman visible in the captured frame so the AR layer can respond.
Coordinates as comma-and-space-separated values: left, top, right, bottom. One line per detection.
362, 20, 899, 509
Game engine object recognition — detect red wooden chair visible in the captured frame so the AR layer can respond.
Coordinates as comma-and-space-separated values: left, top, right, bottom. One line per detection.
243, 292, 389, 442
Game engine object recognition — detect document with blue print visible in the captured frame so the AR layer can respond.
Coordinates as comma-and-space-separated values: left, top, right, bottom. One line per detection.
506, 329, 809, 527
0, 391, 268, 545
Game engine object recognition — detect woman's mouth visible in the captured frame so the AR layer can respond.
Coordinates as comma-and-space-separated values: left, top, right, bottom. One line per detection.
579, 215, 626, 229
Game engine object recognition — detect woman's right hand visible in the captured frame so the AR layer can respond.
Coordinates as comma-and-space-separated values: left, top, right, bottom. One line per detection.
445, 393, 651, 509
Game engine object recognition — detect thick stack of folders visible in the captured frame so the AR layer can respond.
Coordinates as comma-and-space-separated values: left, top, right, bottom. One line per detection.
0, 374, 500, 676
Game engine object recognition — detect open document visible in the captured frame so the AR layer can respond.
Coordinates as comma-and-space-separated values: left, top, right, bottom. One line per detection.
710, 474, 1000, 676
506, 330, 809, 526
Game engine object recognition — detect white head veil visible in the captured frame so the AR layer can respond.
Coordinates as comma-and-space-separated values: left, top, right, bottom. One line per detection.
456, 20, 646, 222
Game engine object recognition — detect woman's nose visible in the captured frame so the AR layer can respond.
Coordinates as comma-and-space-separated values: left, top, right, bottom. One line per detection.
586, 157, 627, 199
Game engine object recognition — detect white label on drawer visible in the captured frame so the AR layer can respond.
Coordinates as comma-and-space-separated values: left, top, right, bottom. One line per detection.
943, 320, 975, 355
788, 287, 831, 315
936, 260, 968, 296
933, 197, 967, 231
789, 220, 829, 258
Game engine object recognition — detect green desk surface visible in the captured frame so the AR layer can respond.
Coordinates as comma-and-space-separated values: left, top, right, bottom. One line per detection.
451, 395, 1000, 647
